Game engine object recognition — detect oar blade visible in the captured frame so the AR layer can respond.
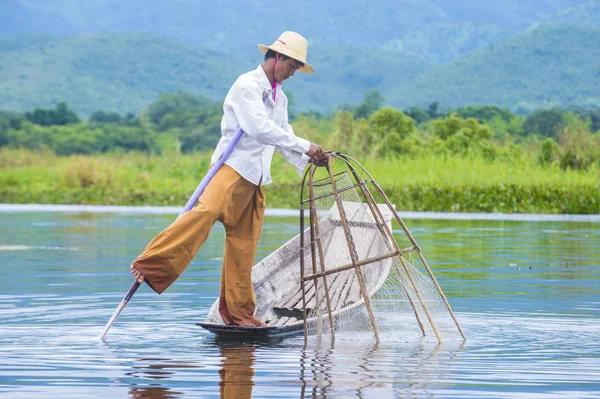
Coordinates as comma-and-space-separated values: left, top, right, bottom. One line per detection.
100, 281, 141, 340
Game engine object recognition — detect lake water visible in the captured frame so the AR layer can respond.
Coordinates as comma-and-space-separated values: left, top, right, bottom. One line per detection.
0, 207, 599, 398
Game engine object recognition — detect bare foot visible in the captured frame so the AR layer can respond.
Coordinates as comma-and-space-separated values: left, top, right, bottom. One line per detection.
236, 317, 267, 327
130, 263, 145, 283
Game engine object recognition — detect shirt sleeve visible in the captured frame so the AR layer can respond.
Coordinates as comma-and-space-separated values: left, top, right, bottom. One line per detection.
232, 85, 310, 154
277, 117, 310, 176
278, 149, 311, 177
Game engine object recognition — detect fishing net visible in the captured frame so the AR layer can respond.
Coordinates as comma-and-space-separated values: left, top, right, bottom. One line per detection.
302, 156, 464, 343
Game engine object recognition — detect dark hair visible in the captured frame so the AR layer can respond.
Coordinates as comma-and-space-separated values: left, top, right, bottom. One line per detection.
264, 49, 305, 68
264, 49, 290, 61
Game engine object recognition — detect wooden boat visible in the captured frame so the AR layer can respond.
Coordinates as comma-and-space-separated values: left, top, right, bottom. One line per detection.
197, 201, 395, 337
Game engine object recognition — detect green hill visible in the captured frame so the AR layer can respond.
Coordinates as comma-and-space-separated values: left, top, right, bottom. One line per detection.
382, 23, 510, 64
0, 34, 429, 116
0, 34, 60, 52
283, 47, 429, 113
2, 25, 600, 116
389, 25, 600, 111
0, 34, 244, 116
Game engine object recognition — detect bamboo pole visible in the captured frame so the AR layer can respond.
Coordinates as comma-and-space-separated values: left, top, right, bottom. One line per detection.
303, 251, 398, 281
299, 168, 311, 344
307, 167, 323, 337
326, 156, 380, 342
309, 165, 336, 341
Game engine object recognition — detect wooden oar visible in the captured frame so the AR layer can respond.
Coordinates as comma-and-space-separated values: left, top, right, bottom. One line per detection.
100, 281, 140, 339
100, 129, 245, 339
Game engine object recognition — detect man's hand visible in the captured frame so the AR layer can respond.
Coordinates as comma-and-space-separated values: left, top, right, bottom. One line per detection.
309, 156, 329, 167
130, 264, 145, 283
306, 142, 325, 160
306, 143, 328, 167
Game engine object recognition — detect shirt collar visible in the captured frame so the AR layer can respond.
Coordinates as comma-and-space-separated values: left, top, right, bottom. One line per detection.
256, 64, 274, 94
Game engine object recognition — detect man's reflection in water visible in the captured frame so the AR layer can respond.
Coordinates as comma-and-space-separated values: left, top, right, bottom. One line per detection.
126, 357, 196, 399
122, 340, 259, 399
130, 385, 182, 399
217, 340, 257, 399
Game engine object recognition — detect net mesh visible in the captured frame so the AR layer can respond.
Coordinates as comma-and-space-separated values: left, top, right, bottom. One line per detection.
299, 161, 462, 342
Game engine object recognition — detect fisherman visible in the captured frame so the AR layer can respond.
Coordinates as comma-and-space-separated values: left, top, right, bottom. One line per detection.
129, 31, 326, 327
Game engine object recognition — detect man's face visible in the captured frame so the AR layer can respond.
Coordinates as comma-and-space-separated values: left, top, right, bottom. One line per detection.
275, 56, 303, 83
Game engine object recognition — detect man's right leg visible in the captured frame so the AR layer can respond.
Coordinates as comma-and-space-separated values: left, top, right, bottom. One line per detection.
130, 205, 217, 294
130, 167, 237, 294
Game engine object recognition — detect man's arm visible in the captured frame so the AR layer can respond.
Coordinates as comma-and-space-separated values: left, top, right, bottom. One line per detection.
232, 85, 311, 154
277, 97, 325, 172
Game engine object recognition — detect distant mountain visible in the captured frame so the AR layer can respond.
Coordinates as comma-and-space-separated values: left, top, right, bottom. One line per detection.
0, 34, 428, 116
0, 33, 59, 52
0, 34, 244, 116
283, 47, 429, 113
389, 25, 600, 111
5, 0, 584, 63
382, 23, 510, 64
2, 24, 600, 116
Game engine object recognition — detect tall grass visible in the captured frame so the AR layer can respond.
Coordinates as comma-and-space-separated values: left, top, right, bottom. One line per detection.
0, 147, 57, 168
1, 148, 598, 213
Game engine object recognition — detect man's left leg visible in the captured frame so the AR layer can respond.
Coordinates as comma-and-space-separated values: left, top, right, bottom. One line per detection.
219, 184, 266, 326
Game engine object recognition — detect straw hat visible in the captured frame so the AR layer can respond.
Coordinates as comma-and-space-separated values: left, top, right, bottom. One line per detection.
258, 31, 314, 74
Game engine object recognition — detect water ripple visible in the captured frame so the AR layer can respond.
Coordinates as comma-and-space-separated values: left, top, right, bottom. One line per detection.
0, 212, 598, 398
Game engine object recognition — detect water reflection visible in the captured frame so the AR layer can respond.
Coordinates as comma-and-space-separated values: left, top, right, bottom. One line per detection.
1, 211, 598, 398
300, 338, 464, 398
300, 341, 382, 398
217, 340, 257, 399
115, 336, 465, 399
125, 357, 202, 399
129, 386, 183, 399
120, 339, 260, 399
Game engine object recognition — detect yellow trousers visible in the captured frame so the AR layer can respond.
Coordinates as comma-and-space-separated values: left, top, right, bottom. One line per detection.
132, 164, 265, 326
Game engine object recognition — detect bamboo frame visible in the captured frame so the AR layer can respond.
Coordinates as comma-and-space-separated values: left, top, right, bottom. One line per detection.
298, 152, 466, 343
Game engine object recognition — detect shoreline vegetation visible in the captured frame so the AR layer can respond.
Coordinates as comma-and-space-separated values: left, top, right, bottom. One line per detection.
1, 92, 599, 214
2, 148, 598, 214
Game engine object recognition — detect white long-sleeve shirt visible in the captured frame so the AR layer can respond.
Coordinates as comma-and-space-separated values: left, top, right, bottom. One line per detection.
210, 65, 311, 186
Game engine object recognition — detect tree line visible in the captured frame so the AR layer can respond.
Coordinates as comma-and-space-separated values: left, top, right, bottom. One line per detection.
1, 90, 599, 170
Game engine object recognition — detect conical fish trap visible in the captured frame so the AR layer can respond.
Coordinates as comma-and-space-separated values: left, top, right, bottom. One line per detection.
293, 153, 465, 343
